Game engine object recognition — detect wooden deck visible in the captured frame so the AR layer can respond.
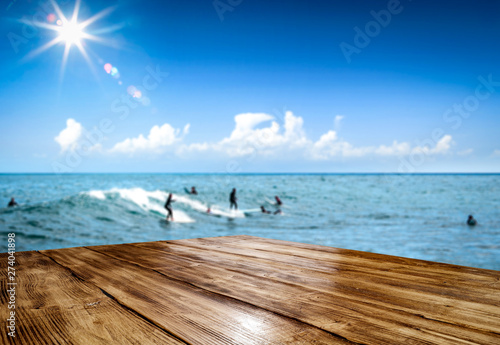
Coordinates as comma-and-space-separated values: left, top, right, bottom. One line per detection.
1, 235, 500, 344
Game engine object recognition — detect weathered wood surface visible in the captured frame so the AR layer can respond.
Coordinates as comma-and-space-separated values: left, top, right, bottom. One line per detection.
1, 235, 499, 344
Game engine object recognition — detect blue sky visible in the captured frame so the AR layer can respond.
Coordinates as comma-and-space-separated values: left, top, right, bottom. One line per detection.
1, 0, 499, 172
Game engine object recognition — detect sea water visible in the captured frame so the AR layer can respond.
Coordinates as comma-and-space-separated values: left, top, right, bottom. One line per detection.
1, 173, 499, 270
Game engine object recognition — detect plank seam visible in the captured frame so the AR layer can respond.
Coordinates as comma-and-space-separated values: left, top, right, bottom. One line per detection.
39, 251, 191, 345
412, 313, 500, 337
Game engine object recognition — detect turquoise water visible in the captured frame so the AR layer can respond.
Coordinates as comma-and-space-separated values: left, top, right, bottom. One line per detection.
1, 173, 499, 270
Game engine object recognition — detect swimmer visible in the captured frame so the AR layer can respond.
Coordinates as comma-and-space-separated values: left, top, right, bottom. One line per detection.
262, 206, 281, 215
467, 215, 477, 226
190, 186, 198, 195
7, 198, 18, 207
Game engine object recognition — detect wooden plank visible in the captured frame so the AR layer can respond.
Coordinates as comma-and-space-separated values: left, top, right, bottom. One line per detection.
2, 235, 499, 345
0, 251, 187, 345
41, 246, 354, 345
90, 240, 500, 345
179, 235, 499, 283
131, 240, 500, 329
171, 236, 500, 304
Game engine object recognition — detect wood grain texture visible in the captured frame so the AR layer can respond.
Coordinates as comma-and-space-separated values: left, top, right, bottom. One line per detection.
91, 239, 500, 344
41, 246, 351, 344
1, 235, 499, 344
0, 251, 187, 345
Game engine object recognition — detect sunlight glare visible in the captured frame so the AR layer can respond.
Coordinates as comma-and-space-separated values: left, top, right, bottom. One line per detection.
22, 0, 119, 83
58, 20, 84, 46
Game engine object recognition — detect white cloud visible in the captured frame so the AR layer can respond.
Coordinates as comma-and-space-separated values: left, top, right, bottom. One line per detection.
375, 141, 411, 156
311, 132, 451, 160
197, 111, 311, 157
181, 142, 210, 153
312, 130, 369, 159
313, 140, 372, 159
432, 134, 453, 154
180, 111, 454, 161
110, 123, 189, 154
54, 118, 105, 155
55, 118, 83, 152
409, 135, 453, 156
492, 149, 500, 157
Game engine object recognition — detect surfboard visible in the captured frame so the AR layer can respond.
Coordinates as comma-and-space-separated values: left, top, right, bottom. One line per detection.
163, 218, 195, 224
264, 197, 276, 205
205, 211, 222, 218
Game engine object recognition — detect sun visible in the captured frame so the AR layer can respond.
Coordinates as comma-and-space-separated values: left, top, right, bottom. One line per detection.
23, 0, 117, 80
57, 19, 85, 46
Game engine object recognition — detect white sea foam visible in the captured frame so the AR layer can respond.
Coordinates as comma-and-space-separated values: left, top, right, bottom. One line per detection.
84, 187, 254, 221
85, 190, 106, 200
209, 207, 245, 218
84, 188, 195, 223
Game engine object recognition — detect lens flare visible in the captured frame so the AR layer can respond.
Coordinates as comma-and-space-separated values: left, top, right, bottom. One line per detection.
110, 66, 120, 78
47, 13, 56, 23
127, 85, 143, 99
104, 63, 112, 73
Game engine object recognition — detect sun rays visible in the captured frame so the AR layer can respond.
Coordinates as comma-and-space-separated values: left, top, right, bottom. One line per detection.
23, 0, 118, 81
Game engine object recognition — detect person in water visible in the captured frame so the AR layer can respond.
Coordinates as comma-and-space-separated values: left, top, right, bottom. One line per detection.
467, 215, 477, 226
229, 188, 237, 210
261, 206, 281, 215
275, 196, 282, 206
164, 193, 175, 221
190, 186, 198, 195
7, 198, 18, 207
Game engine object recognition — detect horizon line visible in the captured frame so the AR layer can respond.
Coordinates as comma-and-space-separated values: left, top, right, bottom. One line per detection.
1, 172, 499, 175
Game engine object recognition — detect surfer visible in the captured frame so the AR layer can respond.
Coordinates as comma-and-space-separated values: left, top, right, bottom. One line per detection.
467, 215, 477, 226
164, 193, 175, 221
272, 196, 282, 214
229, 188, 237, 210
275, 196, 282, 206
7, 197, 18, 207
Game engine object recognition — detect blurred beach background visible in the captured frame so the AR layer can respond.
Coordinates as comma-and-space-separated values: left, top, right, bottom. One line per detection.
1, 1, 500, 274
1, 173, 499, 270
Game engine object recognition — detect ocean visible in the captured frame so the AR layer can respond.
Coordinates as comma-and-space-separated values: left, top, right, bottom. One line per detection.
1, 173, 499, 270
